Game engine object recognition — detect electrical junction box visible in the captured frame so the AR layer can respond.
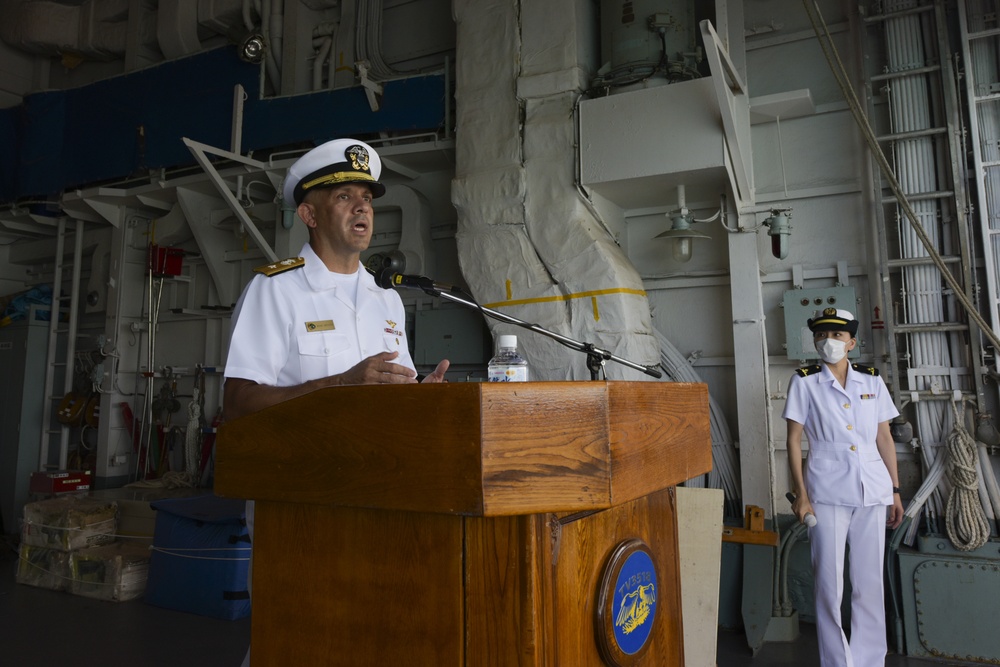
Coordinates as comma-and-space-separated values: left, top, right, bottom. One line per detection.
782, 286, 859, 362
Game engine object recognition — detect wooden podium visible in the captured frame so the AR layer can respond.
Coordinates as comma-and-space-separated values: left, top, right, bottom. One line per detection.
216, 381, 710, 666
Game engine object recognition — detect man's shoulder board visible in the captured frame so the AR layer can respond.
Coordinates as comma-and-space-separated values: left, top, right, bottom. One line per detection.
795, 364, 822, 377
851, 363, 880, 376
254, 257, 304, 277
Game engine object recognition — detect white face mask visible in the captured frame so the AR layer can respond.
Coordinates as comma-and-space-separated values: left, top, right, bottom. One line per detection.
816, 338, 848, 364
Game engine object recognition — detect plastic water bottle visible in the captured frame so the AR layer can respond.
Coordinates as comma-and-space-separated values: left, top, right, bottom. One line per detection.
488, 334, 528, 382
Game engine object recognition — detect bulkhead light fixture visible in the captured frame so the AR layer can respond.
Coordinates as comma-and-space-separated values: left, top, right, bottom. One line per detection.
655, 211, 712, 263
239, 34, 266, 64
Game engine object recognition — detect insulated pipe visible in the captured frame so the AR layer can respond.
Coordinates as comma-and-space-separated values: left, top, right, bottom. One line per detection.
270, 0, 283, 72
882, 0, 957, 531
260, 0, 280, 91
655, 329, 740, 512
375, 184, 435, 278
38, 218, 66, 472
242, 0, 254, 31
0, 0, 127, 59
58, 219, 85, 469
975, 454, 995, 524
978, 442, 1000, 528
313, 36, 332, 90
779, 523, 808, 616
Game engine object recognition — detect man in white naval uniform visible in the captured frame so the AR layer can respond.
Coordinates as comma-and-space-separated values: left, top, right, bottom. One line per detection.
783, 308, 903, 667
224, 138, 449, 666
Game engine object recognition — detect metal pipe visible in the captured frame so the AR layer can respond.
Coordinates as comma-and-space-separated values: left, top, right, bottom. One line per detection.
58, 219, 85, 469
313, 36, 332, 90
38, 219, 66, 471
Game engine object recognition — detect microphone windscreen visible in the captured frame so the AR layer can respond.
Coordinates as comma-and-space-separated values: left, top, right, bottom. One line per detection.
373, 266, 395, 289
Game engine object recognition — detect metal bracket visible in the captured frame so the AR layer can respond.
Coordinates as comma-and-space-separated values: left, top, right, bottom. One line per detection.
357, 61, 383, 112
182, 137, 279, 263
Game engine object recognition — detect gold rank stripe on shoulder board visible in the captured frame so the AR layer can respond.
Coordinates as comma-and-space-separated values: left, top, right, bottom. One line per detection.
795, 364, 822, 377
254, 257, 305, 276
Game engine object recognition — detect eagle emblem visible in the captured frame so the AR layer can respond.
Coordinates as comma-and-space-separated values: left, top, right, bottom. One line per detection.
346, 144, 371, 173
615, 583, 656, 635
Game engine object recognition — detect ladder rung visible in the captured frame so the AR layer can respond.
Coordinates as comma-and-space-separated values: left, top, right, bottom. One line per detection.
879, 189, 954, 204
861, 3, 933, 23
892, 322, 969, 333
967, 27, 1000, 41
886, 255, 962, 268
876, 127, 947, 142
974, 92, 1000, 103
869, 64, 941, 83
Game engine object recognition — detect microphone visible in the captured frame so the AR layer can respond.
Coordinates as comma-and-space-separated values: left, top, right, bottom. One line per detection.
785, 492, 818, 527
374, 268, 458, 294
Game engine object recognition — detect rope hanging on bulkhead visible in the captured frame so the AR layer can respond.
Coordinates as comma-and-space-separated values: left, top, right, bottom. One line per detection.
944, 401, 990, 551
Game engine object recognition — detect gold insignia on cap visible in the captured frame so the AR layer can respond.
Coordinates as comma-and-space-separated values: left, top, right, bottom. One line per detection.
823, 307, 837, 317
254, 257, 305, 276
346, 144, 371, 173
305, 320, 335, 332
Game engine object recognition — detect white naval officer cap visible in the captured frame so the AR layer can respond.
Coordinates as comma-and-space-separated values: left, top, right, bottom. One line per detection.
282, 138, 386, 206
807, 307, 859, 336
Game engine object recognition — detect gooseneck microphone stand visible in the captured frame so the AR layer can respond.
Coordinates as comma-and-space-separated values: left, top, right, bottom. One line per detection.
374, 269, 662, 381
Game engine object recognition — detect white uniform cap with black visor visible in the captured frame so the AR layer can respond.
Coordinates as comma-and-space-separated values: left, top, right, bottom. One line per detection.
282, 138, 386, 207
807, 307, 859, 337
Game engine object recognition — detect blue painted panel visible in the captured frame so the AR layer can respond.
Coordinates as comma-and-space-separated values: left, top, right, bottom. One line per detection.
1, 47, 446, 205
243, 75, 447, 152
11, 48, 260, 201
18, 91, 67, 200
61, 48, 259, 191
0, 106, 19, 202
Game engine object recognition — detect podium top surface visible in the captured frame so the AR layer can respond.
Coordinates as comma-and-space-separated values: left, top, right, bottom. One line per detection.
216, 381, 711, 517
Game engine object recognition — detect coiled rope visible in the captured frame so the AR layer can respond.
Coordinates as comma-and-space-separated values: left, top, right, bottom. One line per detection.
944, 401, 990, 551
185, 387, 202, 478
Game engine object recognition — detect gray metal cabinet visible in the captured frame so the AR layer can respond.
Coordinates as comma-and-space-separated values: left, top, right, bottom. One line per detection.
0, 312, 48, 535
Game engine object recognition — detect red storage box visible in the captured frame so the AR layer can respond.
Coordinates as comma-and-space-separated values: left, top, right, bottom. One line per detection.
29, 470, 92, 494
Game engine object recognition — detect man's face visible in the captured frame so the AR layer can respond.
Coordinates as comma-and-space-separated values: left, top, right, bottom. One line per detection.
300, 183, 375, 254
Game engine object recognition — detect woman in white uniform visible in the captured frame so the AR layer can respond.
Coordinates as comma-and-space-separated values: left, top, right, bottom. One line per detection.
782, 308, 904, 667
